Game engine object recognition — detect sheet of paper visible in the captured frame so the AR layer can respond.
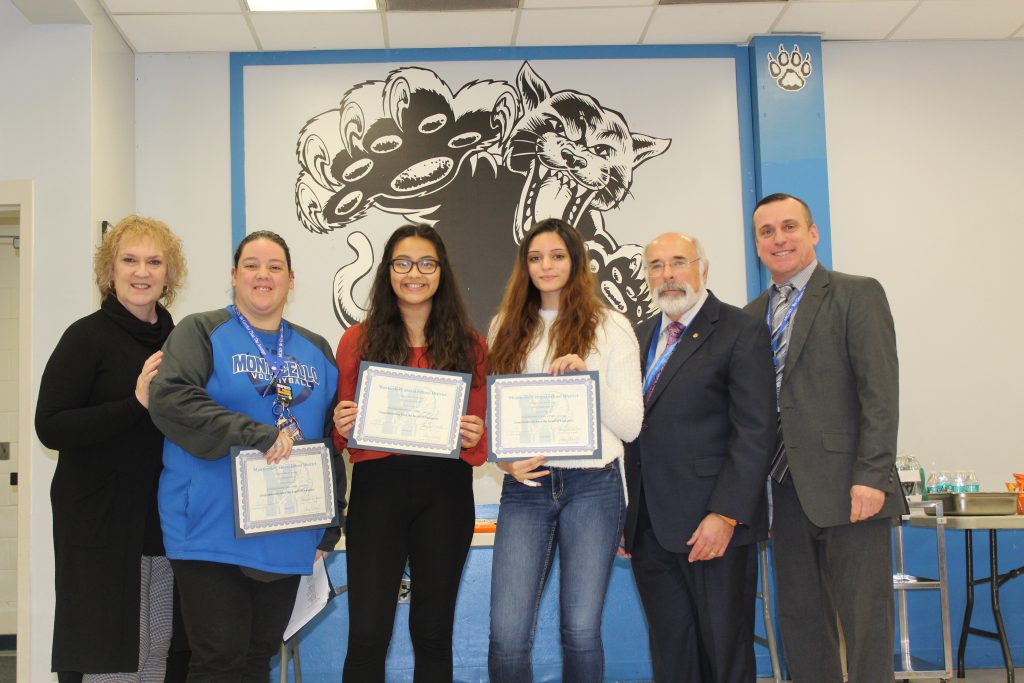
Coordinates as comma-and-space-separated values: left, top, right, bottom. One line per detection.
283, 556, 331, 641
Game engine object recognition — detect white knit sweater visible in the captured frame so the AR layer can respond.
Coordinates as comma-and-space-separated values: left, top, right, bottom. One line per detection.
490, 308, 644, 470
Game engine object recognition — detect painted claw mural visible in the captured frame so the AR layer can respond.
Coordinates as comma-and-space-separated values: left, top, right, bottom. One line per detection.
296, 61, 670, 328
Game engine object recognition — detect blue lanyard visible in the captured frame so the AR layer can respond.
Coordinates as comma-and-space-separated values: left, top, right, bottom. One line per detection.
232, 305, 285, 396
766, 286, 806, 360
642, 318, 682, 397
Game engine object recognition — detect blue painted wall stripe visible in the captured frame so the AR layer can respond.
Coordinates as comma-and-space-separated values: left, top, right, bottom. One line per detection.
230, 52, 247, 260
747, 35, 832, 295
734, 50, 761, 302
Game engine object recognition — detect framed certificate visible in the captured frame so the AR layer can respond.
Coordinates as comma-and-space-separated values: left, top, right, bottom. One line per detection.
230, 439, 338, 538
487, 371, 602, 461
349, 361, 471, 458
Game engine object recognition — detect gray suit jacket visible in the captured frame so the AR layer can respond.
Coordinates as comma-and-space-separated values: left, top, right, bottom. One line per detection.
745, 265, 904, 528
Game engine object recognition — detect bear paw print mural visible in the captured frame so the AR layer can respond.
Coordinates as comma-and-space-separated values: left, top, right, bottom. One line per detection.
768, 44, 813, 92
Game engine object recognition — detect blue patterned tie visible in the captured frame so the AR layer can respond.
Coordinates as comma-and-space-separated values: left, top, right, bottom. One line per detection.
769, 283, 795, 483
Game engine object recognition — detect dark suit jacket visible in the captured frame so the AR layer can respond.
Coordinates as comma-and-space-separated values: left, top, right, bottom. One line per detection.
623, 291, 777, 554
745, 265, 904, 528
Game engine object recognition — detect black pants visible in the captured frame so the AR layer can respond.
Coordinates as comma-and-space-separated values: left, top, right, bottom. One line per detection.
170, 560, 299, 683
630, 495, 758, 683
343, 456, 475, 683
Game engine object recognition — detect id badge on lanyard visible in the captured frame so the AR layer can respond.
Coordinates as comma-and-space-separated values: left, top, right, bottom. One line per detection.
233, 305, 304, 440
273, 384, 304, 441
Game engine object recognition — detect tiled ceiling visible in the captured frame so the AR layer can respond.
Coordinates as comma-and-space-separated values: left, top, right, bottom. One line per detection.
15, 0, 1024, 52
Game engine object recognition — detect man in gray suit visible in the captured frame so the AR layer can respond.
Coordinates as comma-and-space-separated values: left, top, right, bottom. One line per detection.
746, 193, 903, 682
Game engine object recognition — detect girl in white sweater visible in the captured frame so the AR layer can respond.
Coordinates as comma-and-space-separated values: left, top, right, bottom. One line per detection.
487, 218, 643, 683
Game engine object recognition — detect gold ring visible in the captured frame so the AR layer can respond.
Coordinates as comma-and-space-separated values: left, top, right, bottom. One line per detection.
709, 551, 717, 557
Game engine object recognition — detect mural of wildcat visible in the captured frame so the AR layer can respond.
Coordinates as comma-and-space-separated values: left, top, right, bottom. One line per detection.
296, 61, 670, 329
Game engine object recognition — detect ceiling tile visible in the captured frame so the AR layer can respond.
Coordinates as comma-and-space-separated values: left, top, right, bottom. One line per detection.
113, 14, 257, 52
776, 1, 916, 40
103, 0, 242, 13
516, 7, 653, 45
892, 0, 1024, 40
387, 9, 515, 47
523, 0, 654, 7
11, 0, 89, 23
644, 3, 785, 44
251, 12, 384, 50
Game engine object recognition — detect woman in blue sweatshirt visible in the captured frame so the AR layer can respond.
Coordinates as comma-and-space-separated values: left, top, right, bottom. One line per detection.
150, 231, 342, 682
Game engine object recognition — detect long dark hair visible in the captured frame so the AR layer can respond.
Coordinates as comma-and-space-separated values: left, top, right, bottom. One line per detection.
489, 218, 606, 374
360, 224, 481, 379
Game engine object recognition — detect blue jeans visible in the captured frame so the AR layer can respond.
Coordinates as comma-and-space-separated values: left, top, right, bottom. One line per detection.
488, 462, 624, 683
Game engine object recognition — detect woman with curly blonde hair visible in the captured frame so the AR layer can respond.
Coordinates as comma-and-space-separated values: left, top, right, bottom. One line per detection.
37, 215, 186, 683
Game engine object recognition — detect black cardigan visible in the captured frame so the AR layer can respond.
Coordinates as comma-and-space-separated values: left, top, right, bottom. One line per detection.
36, 296, 173, 674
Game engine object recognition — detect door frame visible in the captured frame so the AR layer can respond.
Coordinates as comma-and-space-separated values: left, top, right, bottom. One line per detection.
0, 179, 34, 682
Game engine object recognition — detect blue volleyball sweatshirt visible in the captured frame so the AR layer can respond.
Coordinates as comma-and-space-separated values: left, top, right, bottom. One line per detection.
151, 308, 343, 575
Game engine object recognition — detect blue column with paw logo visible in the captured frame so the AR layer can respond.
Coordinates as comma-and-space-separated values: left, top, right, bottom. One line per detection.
747, 35, 831, 293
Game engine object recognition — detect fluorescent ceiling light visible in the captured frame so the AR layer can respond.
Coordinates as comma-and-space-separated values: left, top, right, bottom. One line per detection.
247, 0, 377, 11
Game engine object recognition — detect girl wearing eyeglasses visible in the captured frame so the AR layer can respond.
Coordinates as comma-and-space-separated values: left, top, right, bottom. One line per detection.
332, 223, 488, 682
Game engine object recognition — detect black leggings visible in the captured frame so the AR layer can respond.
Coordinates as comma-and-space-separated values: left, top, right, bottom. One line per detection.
170, 560, 299, 683
343, 455, 475, 683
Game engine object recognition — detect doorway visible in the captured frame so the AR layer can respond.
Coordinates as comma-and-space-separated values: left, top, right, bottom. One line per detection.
0, 203, 19, 652
0, 180, 32, 683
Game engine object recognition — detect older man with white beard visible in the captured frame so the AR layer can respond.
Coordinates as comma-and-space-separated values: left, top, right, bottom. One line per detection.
622, 232, 777, 683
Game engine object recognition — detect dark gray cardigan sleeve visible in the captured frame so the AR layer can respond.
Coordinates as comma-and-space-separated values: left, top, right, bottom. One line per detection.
149, 310, 277, 460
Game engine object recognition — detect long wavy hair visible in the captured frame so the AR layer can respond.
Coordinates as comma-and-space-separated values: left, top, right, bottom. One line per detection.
360, 224, 482, 380
489, 219, 606, 374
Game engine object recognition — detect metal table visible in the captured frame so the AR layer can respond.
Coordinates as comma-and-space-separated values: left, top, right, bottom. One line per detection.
909, 513, 1024, 682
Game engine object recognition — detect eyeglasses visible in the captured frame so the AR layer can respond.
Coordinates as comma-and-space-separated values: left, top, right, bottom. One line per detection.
390, 258, 440, 275
648, 257, 701, 276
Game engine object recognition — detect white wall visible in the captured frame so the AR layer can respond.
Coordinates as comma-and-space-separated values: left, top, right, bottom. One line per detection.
84, 0, 136, 253
823, 39, 1024, 490
135, 53, 233, 320
0, 0, 135, 677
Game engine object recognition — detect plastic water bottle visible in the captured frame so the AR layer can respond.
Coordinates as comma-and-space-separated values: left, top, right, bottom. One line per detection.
953, 471, 967, 493
896, 454, 922, 500
964, 470, 980, 493
926, 472, 940, 495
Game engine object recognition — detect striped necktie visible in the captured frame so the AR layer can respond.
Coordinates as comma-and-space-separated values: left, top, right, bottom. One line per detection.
769, 283, 795, 483
644, 321, 684, 404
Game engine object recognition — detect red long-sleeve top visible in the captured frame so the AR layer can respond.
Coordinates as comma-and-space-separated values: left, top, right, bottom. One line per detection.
333, 323, 489, 466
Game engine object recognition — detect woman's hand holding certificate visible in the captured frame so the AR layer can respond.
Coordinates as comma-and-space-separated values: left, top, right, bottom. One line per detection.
548, 353, 587, 376
459, 414, 485, 450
